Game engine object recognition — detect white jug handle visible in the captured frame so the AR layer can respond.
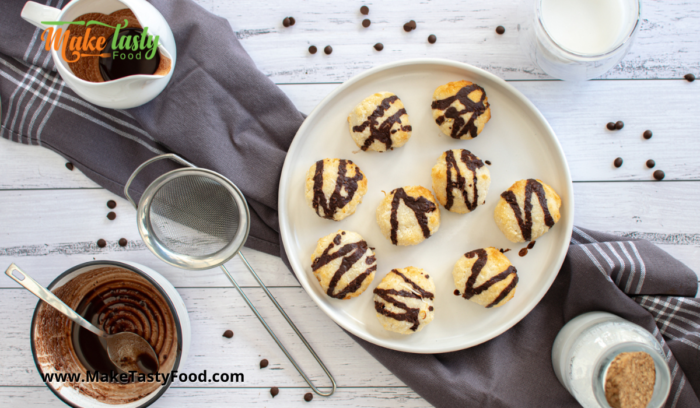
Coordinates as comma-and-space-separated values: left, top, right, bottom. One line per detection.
21, 1, 62, 30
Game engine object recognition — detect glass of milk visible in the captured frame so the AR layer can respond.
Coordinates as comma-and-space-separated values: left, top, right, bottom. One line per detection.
552, 312, 671, 408
520, 0, 641, 80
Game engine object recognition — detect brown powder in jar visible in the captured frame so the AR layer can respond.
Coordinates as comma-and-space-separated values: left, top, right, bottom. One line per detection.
604, 351, 656, 408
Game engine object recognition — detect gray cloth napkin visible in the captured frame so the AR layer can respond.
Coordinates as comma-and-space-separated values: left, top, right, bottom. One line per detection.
2, 1, 700, 407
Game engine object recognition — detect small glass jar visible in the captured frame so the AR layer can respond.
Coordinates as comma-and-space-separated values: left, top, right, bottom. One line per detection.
552, 312, 671, 408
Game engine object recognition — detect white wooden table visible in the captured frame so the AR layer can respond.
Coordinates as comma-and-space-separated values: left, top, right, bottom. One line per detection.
1, 0, 699, 406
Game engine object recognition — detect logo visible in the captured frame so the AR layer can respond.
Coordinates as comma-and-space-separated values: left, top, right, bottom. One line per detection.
40, 19, 159, 64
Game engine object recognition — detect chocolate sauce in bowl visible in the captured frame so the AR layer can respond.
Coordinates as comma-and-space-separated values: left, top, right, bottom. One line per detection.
431, 84, 489, 139
99, 28, 161, 81
352, 95, 412, 151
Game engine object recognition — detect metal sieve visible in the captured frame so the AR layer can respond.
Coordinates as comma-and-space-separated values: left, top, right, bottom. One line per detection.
125, 154, 335, 396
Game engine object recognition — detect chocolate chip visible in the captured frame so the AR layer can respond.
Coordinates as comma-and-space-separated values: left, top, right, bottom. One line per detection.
97, 239, 106, 248
453, 289, 460, 296
646, 159, 655, 169
270, 387, 279, 397
304, 393, 313, 402
374, 43, 384, 51
428, 306, 434, 311
643, 130, 653, 139
403, 22, 412, 32
118, 238, 128, 247
615, 121, 624, 130
107, 211, 116, 220
614, 157, 623, 168
362, 19, 371, 28
283, 17, 291, 27
289, 17, 296, 26
65, 162, 74, 171
519, 248, 528, 257
428, 34, 437, 44
223, 330, 234, 338
606, 122, 616, 130
685, 73, 695, 82
496, 25, 505, 34
324, 45, 332, 55
485, 160, 492, 165
653, 170, 665, 180
107, 200, 117, 209
403, 20, 416, 32
308, 45, 317, 54
260, 359, 269, 368
360, 5, 369, 15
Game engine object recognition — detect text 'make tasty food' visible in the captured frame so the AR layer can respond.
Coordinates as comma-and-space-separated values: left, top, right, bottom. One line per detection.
431, 149, 491, 214
432, 80, 491, 140
311, 230, 377, 300
494, 179, 562, 243
374, 267, 435, 334
305, 159, 368, 221
453, 247, 518, 308
348, 92, 412, 152
376, 186, 440, 246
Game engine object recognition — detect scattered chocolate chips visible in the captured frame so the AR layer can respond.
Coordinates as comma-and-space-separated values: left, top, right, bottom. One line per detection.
65, 162, 74, 171
519, 248, 528, 257
485, 160, 492, 165
308, 45, 317, 54
428, 306, 434, 311
496, 25, 505, 35
97, 239, 107, 248
428, 34, 437, 44
643, 130, 653, 139
646, 159, 655, 169
260, 359, 269, 368
107, 211, 116, 220
685, 73, 696, 82
289, 17, 296, 26
614, 157, 623, 168
360, 5, 369, 15
373, 43, 384, 51
453, 289, 460, 296
606, 122, 616, 130
527, 241, 536, 249
118, 238, 128, 247
270, 387, 279, 397
403, 20, 417, 32
107, 200, 117, 209
615, 121, 624, 130
304, 393, 313, 402
223, 330, 234, 338
362, 19, 371, 28
324, 45, 333, 55
653, 170, 665, 180
283, 17, 291, 27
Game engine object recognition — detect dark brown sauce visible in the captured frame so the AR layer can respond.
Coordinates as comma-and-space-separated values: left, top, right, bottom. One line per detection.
500, 179, 555, 241
71, 284, 166, 379
352, 95, 411, 151
389, 188, 437, 245
431, 83, 488, 139
444, 149, 485, 211
312, 159, 364, 220
373, 270, 434, 331
519, 248, 528, 257
312, 233, 375, 299
99, 28, 161, 81
462, 249, 518, 308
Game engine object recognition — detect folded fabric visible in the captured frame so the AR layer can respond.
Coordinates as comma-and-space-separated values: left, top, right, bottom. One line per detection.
2, 2, 699, 408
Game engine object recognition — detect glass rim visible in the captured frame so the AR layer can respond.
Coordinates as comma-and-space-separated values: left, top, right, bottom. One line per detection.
536, 0, 642, 60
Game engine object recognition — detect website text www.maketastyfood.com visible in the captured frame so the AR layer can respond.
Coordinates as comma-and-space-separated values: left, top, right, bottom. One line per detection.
41, 370, 244, 386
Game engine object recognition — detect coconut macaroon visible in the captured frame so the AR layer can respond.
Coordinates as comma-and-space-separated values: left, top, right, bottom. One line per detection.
373, 267, 435, 334
494, 179, 562, 243
431, 80, 491, 140
453, 247, 518, 308
305, 159, 368, 221
311, 230, 377, 300
376, 186, 440, 246
431, 149, 491, 214
347, 92, 412, 152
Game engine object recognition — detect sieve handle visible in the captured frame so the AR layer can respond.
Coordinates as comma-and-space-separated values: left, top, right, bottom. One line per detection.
124, 154, 196, 209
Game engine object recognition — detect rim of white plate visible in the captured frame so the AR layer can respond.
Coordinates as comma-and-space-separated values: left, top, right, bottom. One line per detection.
278, 58, 574, 353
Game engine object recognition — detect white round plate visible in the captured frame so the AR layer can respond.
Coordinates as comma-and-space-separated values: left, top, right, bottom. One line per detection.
279, 59, 574, 354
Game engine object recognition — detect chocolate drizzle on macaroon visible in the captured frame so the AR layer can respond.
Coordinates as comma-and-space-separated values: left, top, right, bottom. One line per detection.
500, 179, 555, 241
462, 249, 518, 308
352, 95, 412, 151
312, 233, 376, 299
373, 270, 434, 331
444, 149, 485, 211
389, 188, 437, 245
312, 159, 364, 219
432, 84, 489, 139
